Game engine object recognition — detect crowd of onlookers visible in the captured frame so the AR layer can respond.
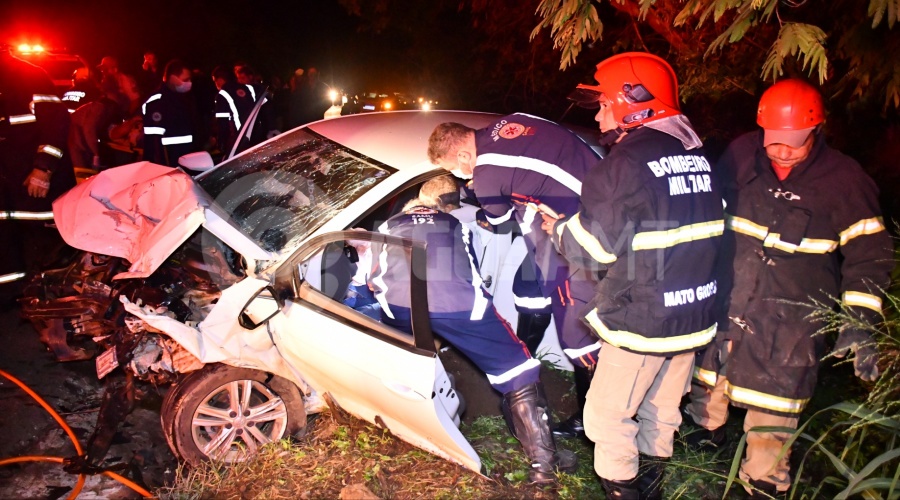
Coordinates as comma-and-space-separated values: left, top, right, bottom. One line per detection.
62, 51, 334, 172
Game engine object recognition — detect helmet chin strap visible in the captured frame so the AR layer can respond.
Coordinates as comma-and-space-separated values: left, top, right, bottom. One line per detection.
599, 127, 630, 147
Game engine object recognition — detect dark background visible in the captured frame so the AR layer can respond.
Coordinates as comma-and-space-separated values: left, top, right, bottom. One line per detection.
3, 0, 898, 219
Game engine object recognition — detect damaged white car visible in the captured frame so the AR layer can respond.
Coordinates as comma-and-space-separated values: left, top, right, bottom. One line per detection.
20, 110, 599, 472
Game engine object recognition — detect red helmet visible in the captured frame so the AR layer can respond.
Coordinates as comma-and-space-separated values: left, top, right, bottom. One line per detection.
571, 52, 681, 129
757, 79, 824, 131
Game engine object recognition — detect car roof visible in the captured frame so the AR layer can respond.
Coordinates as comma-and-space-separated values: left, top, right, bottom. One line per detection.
304, 110, 602, 170
305, 110, 499, 169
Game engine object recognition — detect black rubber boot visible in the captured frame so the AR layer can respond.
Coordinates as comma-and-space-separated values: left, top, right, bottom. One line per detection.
682, 422, 727, 452
601, 477, 641, 499
552, 364, 594, 439
635, 454, 668, 500
516, 312, 552, 356
502, 383, 577, 484
747, 478, 784, 498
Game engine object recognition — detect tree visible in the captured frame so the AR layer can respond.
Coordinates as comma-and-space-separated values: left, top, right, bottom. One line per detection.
531, 0, 900, 110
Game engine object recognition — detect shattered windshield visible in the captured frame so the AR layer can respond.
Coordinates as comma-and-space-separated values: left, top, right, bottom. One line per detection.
196, 129, 394, 255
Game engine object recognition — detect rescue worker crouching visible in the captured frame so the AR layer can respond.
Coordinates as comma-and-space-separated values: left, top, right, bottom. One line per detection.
546, 52, 723, 499
369, 176, 576, 484
684, 79, 893, 497
427, 111, 603, 444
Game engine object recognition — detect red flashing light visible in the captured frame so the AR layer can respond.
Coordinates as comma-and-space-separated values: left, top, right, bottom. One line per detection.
17, 44, 45, 54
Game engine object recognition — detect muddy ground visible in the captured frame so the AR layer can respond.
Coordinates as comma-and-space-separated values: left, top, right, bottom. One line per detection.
0, 305, 176, 499
0, 304, 577, 499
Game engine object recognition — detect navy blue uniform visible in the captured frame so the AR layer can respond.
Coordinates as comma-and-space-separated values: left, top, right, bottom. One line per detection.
142, 85, 201, 166
214, 82, 273, 156
370, 206, 539, 394
472, 113, 601, 367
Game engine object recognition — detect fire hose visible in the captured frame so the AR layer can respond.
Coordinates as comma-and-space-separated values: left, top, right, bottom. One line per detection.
0, 368, 153, 499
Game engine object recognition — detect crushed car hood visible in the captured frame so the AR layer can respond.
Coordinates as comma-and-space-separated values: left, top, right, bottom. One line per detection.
52, 162, 272, 280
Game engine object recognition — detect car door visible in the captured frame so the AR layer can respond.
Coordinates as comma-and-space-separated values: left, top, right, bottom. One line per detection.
267, 231, 481, 472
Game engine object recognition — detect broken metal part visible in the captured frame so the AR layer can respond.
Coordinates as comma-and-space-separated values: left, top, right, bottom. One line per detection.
83, 371, 135, 467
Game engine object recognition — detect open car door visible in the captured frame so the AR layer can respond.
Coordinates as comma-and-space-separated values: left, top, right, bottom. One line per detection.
268, 231, 481, 472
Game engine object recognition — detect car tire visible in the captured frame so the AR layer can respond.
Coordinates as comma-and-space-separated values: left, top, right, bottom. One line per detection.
163, 364, 306, 465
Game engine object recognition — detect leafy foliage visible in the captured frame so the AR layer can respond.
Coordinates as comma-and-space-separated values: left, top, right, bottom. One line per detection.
530, 0, 604, 70
530, 0, 900, 110
761, 23, 828, 83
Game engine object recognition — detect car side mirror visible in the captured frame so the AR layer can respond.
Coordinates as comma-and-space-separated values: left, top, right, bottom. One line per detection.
239, 285, 283, 330
178, 151, 216, 172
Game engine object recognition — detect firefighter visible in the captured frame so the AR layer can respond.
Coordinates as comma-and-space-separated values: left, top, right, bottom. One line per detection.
544, 52, 723, 498
61, 67, 101, 112
683, 79, 893, 496
369, 175, 575, 484
0, 45, 75, 302
427, 112, 603, 439
142, 59, 202, 166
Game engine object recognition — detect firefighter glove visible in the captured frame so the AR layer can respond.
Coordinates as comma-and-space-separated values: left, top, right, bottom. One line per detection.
833, 326, 879, 382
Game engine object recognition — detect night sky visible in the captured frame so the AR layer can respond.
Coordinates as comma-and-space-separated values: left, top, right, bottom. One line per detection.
0, 0, 464, 95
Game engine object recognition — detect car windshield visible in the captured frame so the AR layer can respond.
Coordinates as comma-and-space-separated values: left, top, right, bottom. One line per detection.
196, 128, 394, 255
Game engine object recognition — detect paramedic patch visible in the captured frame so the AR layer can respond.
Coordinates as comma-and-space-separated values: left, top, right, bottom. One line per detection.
152, 112, 162, 122
499, 123, 525, 139
237, 89, 247, 98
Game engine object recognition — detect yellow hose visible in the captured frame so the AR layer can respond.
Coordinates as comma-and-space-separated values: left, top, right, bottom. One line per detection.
0, 368, 153, 498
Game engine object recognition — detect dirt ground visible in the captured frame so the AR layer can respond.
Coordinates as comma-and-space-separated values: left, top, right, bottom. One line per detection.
0, 304, 578, 499
0, 306, 176, 499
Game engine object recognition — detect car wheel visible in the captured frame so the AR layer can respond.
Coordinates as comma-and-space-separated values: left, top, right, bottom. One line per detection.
164, 364, 306, 464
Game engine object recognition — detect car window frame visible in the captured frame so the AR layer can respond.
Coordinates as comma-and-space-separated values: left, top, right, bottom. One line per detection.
273, 230, 437, 355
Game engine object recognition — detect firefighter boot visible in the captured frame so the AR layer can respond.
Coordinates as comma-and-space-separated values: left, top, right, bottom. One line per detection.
552, 364, 594, 439
502, 383, 577, 484
600, 477, 641, 499
516, 312, 552, 356
635, 454, 668, 500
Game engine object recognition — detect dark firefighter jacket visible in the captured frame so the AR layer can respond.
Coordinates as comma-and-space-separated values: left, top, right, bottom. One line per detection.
695, 130, 893, 417
0, 52, 75, 209
142, 85, 201, 166
552, 126, 724, 356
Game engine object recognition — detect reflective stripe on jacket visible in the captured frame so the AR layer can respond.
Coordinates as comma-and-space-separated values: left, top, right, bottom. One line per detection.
696, 130, 893, 417
553, 127, 723, 356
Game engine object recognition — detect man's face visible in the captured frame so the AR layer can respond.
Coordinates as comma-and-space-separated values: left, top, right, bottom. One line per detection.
169, 69, 192, 90
236, 71, 250, 85
765, 132, 815, 169
594, 95, 617, 133
437, 151, 474, 180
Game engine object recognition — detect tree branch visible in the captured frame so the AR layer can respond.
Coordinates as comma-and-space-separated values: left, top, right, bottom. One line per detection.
608, 0, 693, 54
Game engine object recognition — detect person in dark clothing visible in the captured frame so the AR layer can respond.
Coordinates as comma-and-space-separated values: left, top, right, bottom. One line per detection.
141, 59, 203, 166
546, 52, 723, 499
427, 112, 602, 441
0, 45, 76, 301
137, 50, 162, 97
61, 67, 101, 112
287, 67, 331, 129
369, 176, 575, 484
684, 79, 894, 497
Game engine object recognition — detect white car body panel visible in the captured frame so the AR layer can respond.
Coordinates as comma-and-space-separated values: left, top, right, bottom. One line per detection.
270, 295, 480, 471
